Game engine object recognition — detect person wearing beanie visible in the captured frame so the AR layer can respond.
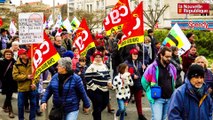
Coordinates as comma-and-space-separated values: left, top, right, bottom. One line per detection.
62, 50, 74, 59
168, 64, 213, 120
41, 57, 90, 120
125, 48, 147, 120
194, 56, 213, 98
85, 51, 112, 120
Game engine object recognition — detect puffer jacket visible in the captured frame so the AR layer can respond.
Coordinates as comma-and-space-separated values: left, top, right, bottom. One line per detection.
12, 58, 39, 92
41, 73, 90, 113
168, 79, 213, 120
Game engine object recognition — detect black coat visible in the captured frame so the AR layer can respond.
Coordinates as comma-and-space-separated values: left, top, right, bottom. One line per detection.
0, 58, 17, 94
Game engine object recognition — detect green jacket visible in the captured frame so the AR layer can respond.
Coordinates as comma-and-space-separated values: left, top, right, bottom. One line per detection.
12, 58, 39, 92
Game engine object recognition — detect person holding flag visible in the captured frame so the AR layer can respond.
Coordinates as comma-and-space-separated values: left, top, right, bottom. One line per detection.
12, 48, 39, 120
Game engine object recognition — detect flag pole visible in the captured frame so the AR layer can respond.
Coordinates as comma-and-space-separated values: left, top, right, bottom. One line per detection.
142, 37, 145, 72
31, 44, 35, 84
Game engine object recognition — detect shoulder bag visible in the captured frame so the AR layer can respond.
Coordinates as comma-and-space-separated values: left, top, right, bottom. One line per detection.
150, 76, 162, 99
49, 76, 72, 120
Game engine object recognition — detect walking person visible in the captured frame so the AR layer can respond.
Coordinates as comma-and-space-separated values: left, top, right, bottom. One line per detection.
170, 46, 183, 88
124, 48, 147, 120
41, 57, 90, 120
0, 49, 17, 118
182, 45, 198, 74
142, 46, 177, 120
85, 51, 112, 120
194, 56, 213, 96
112, 63, 133, 120
168, 64, 213, 119
12, 48, 39, 120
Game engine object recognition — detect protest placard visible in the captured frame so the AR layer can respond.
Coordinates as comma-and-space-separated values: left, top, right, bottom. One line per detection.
19, 12, 44, 44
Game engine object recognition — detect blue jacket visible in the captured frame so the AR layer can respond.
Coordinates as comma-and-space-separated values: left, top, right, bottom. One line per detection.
168, 79, 213, 120
41, 73, 90, 113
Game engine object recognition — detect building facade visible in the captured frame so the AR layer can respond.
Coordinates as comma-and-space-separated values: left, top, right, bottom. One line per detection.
67, 0, 213, 29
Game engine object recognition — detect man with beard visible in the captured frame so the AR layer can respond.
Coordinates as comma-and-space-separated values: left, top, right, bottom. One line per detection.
142, 46, 177, 120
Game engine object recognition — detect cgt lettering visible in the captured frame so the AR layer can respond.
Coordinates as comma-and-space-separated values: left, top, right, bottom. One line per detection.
75, 30, 88, 51
33, 41, 50, 68
104, 5, 129, 25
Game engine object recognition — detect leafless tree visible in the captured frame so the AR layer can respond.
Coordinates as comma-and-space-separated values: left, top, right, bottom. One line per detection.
143, 1, 169, 30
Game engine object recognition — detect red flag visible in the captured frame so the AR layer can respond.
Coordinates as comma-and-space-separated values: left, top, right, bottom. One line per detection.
73, 18, 95, 56
103, 0, 131, 36
0, 17, 3, 27
118, 2, 144, 49
32, 32, 61, 78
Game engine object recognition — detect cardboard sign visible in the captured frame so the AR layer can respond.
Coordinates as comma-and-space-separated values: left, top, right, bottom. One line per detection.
19, 12, 44, 44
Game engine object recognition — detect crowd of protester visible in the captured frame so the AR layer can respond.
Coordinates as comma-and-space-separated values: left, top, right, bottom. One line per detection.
0, 27, 213, 120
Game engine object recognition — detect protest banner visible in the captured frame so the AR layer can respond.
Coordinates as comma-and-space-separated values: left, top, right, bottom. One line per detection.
103, 0, 131, 36
73, 18, 95, 56
32, 32, 61, 79
19, 12, 44, 44
118, 2, 144, 49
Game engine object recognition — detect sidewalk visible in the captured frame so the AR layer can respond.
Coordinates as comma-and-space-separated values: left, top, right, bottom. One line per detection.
0, 107, 18, 120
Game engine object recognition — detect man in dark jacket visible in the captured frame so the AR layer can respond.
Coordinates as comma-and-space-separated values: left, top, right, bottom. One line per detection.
147, 29, 157, 63
49, 36, 67, 75
168, 64, 213, 120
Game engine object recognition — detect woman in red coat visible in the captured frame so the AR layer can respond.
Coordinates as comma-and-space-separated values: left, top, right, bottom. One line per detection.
182, 45, 198, 74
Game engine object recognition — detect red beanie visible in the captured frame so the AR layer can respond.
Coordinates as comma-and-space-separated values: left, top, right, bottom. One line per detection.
130, 48, 138, 54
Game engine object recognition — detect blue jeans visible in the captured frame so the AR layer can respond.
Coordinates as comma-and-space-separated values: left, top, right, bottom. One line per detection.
65, 110, 79, 120
116, 99, 126, 120
18, 91, 37, 120
150, 98, 170, 120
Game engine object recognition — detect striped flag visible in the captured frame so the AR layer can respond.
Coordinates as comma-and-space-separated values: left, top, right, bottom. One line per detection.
71, 16, 80, 30
162, 23, 191, 55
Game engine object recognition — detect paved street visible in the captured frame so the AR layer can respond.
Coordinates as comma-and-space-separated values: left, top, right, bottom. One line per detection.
0, 90, 152, 120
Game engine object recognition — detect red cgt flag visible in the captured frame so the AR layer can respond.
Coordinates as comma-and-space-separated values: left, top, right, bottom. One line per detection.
32, 32, 61, 78
103, 0, 131, 36
118, 2, 144, 49
73, 18, 95, 56
0, 17, 3, 27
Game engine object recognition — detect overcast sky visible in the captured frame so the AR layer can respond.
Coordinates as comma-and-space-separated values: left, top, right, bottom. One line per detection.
11, 0, 67, 6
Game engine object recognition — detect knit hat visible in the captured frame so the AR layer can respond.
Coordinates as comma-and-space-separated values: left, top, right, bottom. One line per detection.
129, 48, 138, 55
93, 51, 103, 57
18, 48, 27, 56
187, 64, 205, 80
62, 50, 74, 59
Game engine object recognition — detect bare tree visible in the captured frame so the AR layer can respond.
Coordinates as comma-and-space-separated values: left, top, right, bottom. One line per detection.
143, 1, 169, 30
73, 9, 105, 30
